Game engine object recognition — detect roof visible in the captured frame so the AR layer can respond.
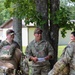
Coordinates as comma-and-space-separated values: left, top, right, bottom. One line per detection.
0, 19, 13, 28
0, 18, 35, 29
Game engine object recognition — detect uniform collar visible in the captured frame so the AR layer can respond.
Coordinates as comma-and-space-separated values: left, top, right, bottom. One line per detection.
6, 39, 14, 44
34, 39, 44, 44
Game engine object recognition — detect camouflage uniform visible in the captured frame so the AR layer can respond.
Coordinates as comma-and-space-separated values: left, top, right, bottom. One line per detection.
25, 39, 54, 75
0, 40, 22, 75
48, 41, 75, 75
0, 40, 20, 57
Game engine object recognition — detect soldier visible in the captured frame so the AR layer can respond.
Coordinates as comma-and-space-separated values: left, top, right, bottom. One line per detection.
0, 29, 21, 72
48, 31, 75, 75
25, 27, 54, 75
0, 29, 20, 54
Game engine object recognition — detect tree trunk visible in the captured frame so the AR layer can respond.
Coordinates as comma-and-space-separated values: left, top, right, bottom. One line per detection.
50, 0, 60, 68
35, 0, 50, 41
13, 17, 22, 50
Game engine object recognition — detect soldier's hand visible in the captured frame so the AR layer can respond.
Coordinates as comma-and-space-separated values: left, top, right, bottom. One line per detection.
45, 55, 52, 60
30, 56, 38, 63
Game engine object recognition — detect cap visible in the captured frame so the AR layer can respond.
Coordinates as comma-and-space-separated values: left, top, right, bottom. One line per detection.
34, 27, 43, 34
6, 29, 15, 35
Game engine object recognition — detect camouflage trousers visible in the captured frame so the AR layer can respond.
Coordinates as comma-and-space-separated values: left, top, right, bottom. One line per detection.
29, 65, 50, 75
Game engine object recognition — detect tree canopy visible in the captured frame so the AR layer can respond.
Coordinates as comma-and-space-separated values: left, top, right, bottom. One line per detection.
71, 0, 75, 2
4, 0, 75, 37
0, 0, 11, 25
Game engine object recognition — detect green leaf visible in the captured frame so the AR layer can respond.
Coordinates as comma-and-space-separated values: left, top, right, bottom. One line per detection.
71, 0, 75, 2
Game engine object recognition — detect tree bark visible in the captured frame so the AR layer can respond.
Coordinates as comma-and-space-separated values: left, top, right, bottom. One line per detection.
50, 0, 60, 68
35, 0, 50, 41
13, 17, 22, 50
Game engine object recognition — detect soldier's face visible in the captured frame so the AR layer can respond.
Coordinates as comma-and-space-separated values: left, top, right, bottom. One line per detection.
7, 34, 14, 41
34, 33, 42, 41
70, 34, 75, 41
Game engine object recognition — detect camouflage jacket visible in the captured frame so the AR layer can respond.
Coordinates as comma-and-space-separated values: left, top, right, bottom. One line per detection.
48, 41, 75, 75
25, 40, 54, 66
0, 40, 20, 58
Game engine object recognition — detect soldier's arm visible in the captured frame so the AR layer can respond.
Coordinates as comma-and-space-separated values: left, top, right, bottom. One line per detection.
16, 42, 20, 49
25, 45, 38, 62
25, 45, 33, 61
0, 41, 5, 50
9, 42, 20, 57
60, 44, 73, 63
48, 44, 73, 75
45, 42, 54, 60
14, 41, 20, 49
48, 58, 66, 75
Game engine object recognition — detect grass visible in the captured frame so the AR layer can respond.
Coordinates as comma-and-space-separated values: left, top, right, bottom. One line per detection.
22, 46, 26, 54
22, 45, 66, 58
58, 45, 66, 58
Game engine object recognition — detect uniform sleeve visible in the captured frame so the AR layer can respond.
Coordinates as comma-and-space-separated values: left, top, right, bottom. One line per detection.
47, 42, 54, 58
0, 41, 4, 50
9, 42, 20, 56
25, 45, 33, 60
14, 41, 20, 49
48, 44, 73, 75
60, 44, 73, 64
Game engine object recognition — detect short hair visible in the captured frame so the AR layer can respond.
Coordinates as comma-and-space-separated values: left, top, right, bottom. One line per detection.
71, 31, 75, 37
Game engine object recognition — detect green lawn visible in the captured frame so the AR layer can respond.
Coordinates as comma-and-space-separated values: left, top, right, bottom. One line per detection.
22, 45, 66, 58
22, 46, 26, 54
58, 45, 66, 58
